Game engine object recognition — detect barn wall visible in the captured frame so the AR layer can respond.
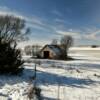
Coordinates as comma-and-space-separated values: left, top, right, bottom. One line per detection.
40, 46, 57, 58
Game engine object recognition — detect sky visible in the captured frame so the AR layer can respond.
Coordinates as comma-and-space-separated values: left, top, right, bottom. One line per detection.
0, 0, 100, 47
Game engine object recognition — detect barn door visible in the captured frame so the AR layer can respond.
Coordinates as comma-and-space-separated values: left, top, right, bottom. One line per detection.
44, 51, 49, 58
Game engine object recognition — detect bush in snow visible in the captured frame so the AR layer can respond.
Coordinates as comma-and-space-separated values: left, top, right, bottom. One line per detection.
27, 85, 41, 100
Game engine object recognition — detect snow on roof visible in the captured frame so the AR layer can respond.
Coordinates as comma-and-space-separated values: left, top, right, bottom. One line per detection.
43, 45, 63, 54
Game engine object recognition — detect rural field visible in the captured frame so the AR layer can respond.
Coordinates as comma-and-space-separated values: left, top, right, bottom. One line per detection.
0, 0, 100, 100
0, 47, 100, 100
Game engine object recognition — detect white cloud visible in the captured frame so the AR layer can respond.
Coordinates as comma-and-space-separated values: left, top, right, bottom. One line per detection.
56, 27, 100, 42
0, 6, 99, 46
56, 30, 81, 39
0, 6, 24, 19
83, 30, 100, 40
55, 18, 65, 23
0, 6, 47, 31
51, 10, 62, 17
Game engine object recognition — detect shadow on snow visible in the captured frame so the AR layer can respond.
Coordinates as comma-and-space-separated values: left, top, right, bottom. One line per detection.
0, 68, 35, 87
0, 66, 100, 88
36, 70, 100, 88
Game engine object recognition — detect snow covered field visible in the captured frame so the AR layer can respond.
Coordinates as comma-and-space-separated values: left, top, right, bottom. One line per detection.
0, 48, 100, 100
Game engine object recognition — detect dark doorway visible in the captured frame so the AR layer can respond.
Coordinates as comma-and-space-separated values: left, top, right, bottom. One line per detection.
44, 51, 49, 58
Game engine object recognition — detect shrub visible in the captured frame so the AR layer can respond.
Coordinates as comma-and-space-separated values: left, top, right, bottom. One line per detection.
27, 85, 41, 100
0, 41, 24, 74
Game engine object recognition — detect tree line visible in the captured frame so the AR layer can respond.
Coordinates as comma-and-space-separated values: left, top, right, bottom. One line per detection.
24, 35, 73, 59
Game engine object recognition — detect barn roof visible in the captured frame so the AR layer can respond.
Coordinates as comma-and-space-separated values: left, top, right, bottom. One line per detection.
41, 45, 63, 54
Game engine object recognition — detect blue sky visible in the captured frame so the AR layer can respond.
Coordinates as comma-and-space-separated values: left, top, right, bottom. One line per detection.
0, 0, 100, 46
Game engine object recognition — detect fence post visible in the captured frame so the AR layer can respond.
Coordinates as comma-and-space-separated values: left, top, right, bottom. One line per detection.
57, 81, 60, 100
34, 63, 37, 87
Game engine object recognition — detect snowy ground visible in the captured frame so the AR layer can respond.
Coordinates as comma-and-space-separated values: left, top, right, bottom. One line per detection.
0, 48, 100, 100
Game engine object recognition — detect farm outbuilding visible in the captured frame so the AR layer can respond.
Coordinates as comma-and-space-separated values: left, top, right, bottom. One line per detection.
39, 45, 64, 59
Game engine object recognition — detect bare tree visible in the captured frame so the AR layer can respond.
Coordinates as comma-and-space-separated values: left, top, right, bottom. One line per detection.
24, 45, 32, 55
51, 39, 58, 45
60, 35, 73, 59
0, 15, 30, 43
32, 45, 41, 57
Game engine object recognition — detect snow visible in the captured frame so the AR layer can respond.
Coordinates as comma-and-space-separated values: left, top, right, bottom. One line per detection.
70, 47, 100, 50
0, 48, 100, 100
0, 66, 36, 100
35, 60, 100, 100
